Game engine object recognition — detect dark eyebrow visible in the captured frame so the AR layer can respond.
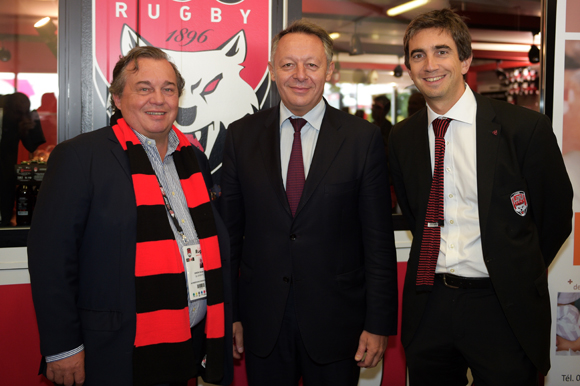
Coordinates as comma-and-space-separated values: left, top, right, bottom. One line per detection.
410, 48, 425, 56
134, 80, 176, 88
434, 44, 452, 50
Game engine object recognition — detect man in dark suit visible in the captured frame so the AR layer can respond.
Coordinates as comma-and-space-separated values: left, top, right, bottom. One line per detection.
389, 8, 573, 386
28, 46, 232, 386
220, 19, 398, 386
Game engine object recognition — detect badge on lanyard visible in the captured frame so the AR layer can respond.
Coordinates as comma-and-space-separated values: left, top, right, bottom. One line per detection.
184, 243, 206, 301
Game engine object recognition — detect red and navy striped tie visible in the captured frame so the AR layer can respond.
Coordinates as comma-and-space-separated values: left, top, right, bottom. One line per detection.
417, 118, 452, 289
287, 118, 307, 217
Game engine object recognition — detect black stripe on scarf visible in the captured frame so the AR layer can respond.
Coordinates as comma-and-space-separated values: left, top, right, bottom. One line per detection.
135, 206, 176, 242
135, 273, 189, 313
189, 203, 218, 238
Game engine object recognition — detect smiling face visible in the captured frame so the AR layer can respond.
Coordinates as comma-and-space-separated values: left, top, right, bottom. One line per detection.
112, 58, 179, 141
407, 28, 472, 114
269, 32, 334, 116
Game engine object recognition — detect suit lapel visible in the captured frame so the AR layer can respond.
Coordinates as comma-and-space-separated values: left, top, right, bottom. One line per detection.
474, 93, 501, 239
412, 110, 434, 215
259, 107, 292, 214
295, 104, 347, 217
108, 127, 132, 180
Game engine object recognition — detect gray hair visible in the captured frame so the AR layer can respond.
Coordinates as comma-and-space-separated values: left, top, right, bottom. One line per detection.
271, 19, 334, 67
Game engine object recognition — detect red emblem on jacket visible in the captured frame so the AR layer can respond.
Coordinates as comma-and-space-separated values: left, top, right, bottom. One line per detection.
510, 191, 528, 216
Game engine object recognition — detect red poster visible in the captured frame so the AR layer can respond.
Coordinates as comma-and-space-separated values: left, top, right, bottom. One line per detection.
93, 0, 272, 179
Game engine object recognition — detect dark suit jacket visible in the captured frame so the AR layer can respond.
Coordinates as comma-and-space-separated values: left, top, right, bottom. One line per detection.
27, 127, 233, 386
388, 92, 573, 374
220, 101, 398, 364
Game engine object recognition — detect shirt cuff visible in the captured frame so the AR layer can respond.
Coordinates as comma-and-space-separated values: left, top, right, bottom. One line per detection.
45, 344, 85, 363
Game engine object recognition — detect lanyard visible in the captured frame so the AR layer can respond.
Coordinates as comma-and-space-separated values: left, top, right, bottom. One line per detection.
154, 173, 189, 244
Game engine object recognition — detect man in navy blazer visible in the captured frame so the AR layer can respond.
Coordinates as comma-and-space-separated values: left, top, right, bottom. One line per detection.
389, 8, 573, 386
220, 20, 398, 386
28, 47, 232, 386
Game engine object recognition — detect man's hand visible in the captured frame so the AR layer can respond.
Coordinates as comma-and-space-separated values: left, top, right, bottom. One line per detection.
233, 321, 244, 359
46, 350, 85, 386
354, 331, 388, 368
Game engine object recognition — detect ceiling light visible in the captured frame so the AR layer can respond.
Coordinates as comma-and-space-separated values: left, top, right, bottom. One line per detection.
0, 47, 11, 62
387, 0, 429, 17
393, 65, 403, 77
528, 45, 540, 63
34, 17, 52, 29
329, 32, 340, 40
349, 34, 364, 56
34, 17, 57, 57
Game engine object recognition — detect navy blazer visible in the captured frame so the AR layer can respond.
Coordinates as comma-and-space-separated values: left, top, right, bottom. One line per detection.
389, 92, 573, 374
28, 126, 233, 385
220, 102, 398, 364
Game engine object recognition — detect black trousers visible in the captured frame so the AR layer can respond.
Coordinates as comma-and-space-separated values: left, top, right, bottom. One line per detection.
405, 275, 537, 386
245, 287, 360, 386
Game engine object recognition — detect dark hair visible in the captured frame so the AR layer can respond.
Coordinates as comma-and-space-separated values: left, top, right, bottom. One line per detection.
403, 8, 472, 70
374, 95, 391, 111
271, 19, 333, 67
407, 92, 426, 116
109, 46, 185, 113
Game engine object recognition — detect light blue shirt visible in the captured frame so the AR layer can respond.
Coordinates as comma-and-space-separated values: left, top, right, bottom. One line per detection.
279, 98, 326, 188
134, 128, 207, 324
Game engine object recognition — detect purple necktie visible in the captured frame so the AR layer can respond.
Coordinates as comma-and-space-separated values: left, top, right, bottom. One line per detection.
417, 118, 452, 288
287, 118, 307, 217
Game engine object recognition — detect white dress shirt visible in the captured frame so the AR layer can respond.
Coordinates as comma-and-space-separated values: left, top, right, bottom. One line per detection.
279, 99, 326, 188
427, 85, 489, 278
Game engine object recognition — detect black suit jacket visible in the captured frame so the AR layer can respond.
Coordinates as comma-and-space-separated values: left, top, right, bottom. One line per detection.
388, 92, 573, 374
27, 127, 233, 385
220, 101, 398, 364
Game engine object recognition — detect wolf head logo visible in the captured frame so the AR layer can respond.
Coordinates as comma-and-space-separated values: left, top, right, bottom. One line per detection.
120, 24, 259, 176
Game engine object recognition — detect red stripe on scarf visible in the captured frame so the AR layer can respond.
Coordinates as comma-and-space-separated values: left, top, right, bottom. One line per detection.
132, 174, 165, 206
174, 129, 194, 151
205, 304, 225, 339
199, 236, 221, 271
112, 119, 141, 149
180, 172, 210, 209
135, 240, 184, 276
135, 308, 191, 347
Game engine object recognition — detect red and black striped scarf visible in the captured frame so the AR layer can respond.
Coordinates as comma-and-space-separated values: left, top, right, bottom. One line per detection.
112, 118, 225, 386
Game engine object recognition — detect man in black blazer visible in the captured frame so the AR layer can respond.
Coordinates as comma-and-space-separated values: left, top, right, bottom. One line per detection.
220, 20, 398, 386
389, 8, 573, 386
28, 47, 232, 386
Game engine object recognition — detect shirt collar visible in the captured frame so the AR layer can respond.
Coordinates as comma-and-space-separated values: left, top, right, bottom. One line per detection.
132, 128, 179, 156
427, 84, 477, 127
279, 98, 326, 131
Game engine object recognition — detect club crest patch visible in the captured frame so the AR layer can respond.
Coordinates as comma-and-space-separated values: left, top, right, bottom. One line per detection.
510, 191, 528, 216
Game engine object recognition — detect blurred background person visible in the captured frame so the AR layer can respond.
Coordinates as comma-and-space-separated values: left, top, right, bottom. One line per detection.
372, 95, 392, 151
407, 92, 426, 117
0, 92, 45, 226
32, 92, 58, 162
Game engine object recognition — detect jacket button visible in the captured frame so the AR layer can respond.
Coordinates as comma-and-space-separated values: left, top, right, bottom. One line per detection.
283, 277, 290, 283
290, 234, 297, 240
